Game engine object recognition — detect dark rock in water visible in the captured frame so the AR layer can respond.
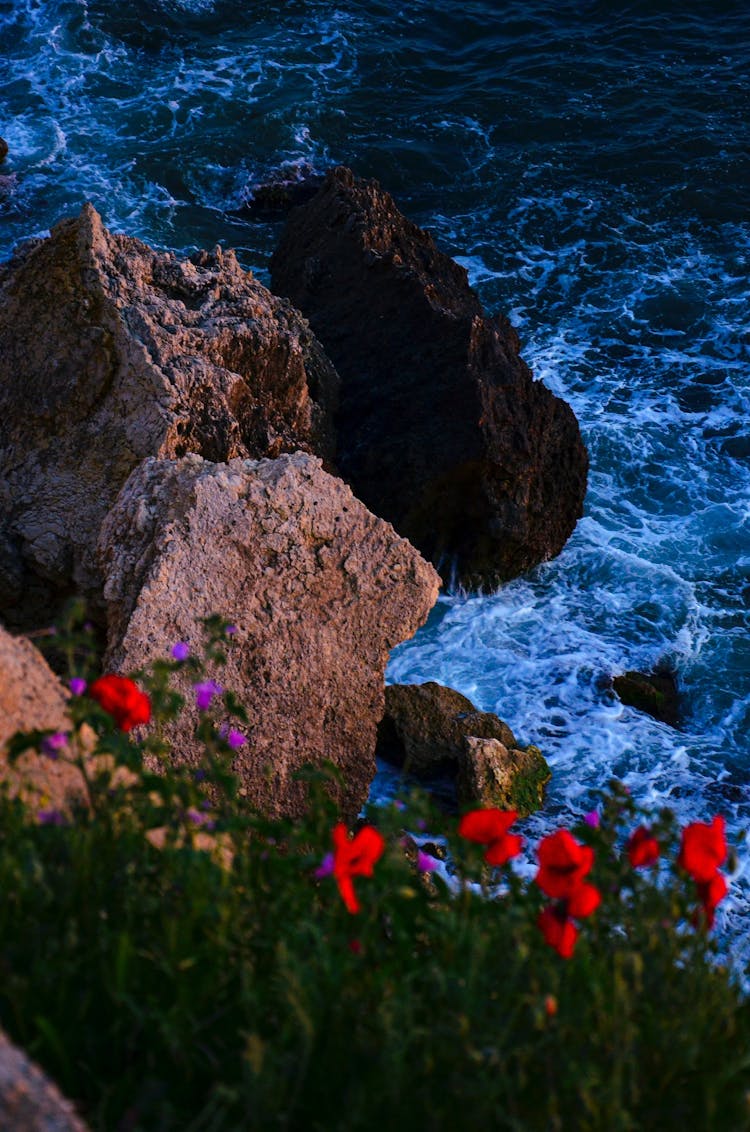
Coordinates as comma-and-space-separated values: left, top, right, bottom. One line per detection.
612, 669, 681, 727
0, 138, 7, 163
271, 166, 588, 588
241, 166, 325, 218
0, 204, 339, 627
378, 682, 516, 774
377, 681, 549, 815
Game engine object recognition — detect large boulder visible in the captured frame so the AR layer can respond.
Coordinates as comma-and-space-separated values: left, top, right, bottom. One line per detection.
0, 205, 339, 627
0, 625, 86, 814
271, 167, 588, 588
98, 452, 440, 819
0, 1028, 88, 1131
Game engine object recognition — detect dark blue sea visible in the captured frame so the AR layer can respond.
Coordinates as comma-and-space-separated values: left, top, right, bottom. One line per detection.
2, 0, 749, 967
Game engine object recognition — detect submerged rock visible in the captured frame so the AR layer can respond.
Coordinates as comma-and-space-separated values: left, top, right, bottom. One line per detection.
377, 681, 549, 815
0, 205, 339, 627
99, 452, 440, 820
271, 166, 588, 588
0, 138, 7, 163
612, 669, 682, 727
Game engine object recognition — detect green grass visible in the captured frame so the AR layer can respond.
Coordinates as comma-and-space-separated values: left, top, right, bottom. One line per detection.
1, 614, 749, 1131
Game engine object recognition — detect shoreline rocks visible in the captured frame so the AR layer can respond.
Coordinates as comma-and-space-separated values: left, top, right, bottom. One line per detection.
271, 166, 588, 588
0, 204, 339, 628
377, 682, 550, 815
99, 452, 440, 820
612, 668, 682, 727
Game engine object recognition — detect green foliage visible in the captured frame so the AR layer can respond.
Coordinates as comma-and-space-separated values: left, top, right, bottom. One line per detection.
1, 612, 749, 1130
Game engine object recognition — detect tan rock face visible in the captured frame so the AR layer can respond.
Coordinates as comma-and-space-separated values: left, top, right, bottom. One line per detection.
457, 736, 551, 816
99, 452, 440, 820
0, 205, 339, 627
0, 625, 86, 816
0, 1028, 88, 1132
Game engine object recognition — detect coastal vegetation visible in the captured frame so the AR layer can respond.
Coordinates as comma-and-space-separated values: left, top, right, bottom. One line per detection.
1, 614, 748, 1131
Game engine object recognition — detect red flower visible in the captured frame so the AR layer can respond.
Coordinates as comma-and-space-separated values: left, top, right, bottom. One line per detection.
535, 830, 594, 899
678, 816, 727, 884
332, 823, 385, 914
626, 825, 660, 868
538, 906, 578, 959
89, 674, 151, 732
457, 809, 523, 866
696, 871, 728, 929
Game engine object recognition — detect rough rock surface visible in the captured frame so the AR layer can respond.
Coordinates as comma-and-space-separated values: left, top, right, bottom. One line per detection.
0, 1029, 88, 1131
0, 137, 7, 163
99, 452, 440, 819
0, 624, 86, 812
271, 166, 588, 588
457, 736, 551, 816
377, 681, 550, 815
612, 668, 681, 727
0, 204, 339, 626
377, 682, 517, 775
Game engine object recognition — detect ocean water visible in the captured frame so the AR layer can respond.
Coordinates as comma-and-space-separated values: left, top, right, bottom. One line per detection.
2, 0, 749, 966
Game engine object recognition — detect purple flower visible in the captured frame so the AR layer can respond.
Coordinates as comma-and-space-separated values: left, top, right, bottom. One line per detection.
186, 807, 216, 830
314, 852, 335, 879
41, 732, 68, 760
171, 641, 190, 662
225, 625, 237, 636
224, 728, 246, 749
194, 769, 207, 783
37, 808, 66, 826
69, 677, 87, 696
584, 810, 601, 829
194, 681, 223, 711
417, 850, 441, 873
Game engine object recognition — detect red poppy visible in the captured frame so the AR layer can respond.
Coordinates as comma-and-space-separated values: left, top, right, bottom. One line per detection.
332, 823, 385, 914
678, 816, 726, 884
89, 674, 151, 732
565, 882, 602, 919
626, 825, 660, 868
696, 871, 728, 929
538, 906, 578, 959
535, 830, 594, 899
457, 809, 523, 866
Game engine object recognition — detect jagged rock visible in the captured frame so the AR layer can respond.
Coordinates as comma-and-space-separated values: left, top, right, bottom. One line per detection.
240, 164, 325, 218
98, 452, 440, 819
457, 736, 551, 816
612, 669, 681, 727
0, 205, 339, 627
0, 1028, 88, 1131
271, 166, 588, 588
0, 624, 87, 814
377, 681, 516, 775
